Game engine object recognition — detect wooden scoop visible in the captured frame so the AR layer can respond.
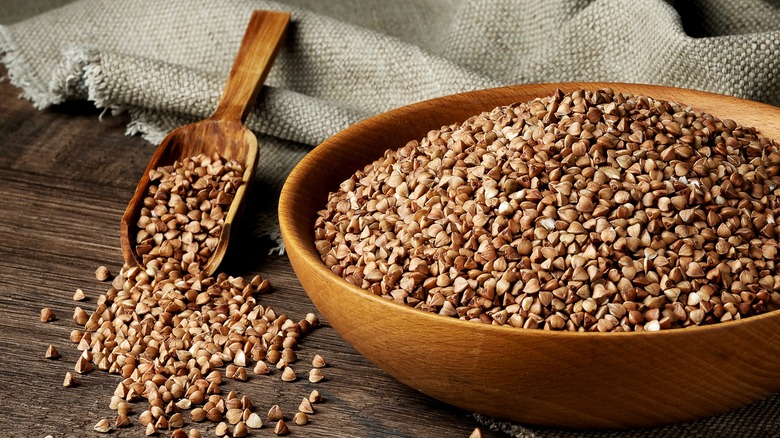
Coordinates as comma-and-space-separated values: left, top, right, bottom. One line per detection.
120, 10, 290, 276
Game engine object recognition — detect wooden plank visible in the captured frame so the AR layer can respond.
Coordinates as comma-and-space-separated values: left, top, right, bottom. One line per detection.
0, 67, 495, 437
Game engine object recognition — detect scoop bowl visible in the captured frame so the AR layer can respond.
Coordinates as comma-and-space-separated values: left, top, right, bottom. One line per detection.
120, 118, 259, 276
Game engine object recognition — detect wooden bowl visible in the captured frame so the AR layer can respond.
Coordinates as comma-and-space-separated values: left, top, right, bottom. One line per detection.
278, 83, 780, 429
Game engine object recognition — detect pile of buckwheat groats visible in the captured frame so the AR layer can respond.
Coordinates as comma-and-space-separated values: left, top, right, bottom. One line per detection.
315, 88, 780, 332
44, 153, 326, 437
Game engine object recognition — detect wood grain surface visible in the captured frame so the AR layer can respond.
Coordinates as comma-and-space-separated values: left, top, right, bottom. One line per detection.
0, 66, 497, 437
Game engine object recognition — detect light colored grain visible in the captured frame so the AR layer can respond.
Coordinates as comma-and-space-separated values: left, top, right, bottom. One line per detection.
45, 345, 60, 359
246, 412, 263, 429
299, 397, 314, 414
309, 368, 325, 383
95, 265, 111, 281
73, 288, 86, 301
62, 372, 76, 387
312, 354, 326, 368
274, 419, 289, 436
267, 405, 283, 421
93, 419, 110, 433
293, 412, 309, 425
40, 307, 55, 322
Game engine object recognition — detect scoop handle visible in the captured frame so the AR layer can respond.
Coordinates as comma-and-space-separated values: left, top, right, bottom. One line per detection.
211, 10, 290, 123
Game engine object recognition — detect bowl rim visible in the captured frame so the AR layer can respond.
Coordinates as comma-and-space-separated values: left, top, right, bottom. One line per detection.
279, 81, 780, 340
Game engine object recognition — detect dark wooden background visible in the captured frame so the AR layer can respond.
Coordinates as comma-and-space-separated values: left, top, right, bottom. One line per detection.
0, 65, 502, 437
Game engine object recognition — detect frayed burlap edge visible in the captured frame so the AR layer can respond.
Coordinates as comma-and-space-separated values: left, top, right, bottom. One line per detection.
0, 24, 57, 107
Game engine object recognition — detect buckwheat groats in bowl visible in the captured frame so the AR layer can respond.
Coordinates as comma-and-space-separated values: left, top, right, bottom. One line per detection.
279, 83, 780, 428
314, 88, 780, 332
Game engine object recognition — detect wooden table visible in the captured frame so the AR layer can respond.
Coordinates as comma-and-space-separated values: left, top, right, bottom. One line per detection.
0, 66, 502, 437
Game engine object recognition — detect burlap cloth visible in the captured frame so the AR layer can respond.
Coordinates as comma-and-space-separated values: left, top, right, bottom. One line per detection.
2, 0, 780, 436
